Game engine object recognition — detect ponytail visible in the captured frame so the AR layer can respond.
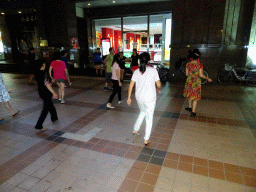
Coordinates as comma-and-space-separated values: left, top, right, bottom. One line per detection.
139, 52, 150, 74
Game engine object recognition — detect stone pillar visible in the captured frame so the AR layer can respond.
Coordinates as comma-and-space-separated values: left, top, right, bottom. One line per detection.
170, 0, 225, 80
219, 0, 255, 68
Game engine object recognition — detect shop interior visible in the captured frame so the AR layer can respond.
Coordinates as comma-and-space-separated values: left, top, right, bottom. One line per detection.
93, 13, 171, 65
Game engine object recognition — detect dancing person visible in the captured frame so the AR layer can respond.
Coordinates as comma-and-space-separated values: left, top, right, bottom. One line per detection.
103, 47, 114, 91
28, 47, 36, 85
183, 49, 212, 117
0, 73, 20, 120
118, 52, 128, 81
60, 50, 73, 73
130, 49, 139, 73
34, 59, 58, 131
92, 48, 103, 76
49, 52, 71, 104
127, 52, 161, 145
106, 54, 122, 109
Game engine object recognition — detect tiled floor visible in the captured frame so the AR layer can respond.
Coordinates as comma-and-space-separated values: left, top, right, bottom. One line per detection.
0, 73, 256, 192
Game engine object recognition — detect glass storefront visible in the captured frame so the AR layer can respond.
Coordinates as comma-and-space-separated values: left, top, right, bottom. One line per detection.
0, 31, 4, 60
92, 13, 171, 64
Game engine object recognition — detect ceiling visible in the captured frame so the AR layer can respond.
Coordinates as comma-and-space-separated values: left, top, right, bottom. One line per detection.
76, 0, 170, 8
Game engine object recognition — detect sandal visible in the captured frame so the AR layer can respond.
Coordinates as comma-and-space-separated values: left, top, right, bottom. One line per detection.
132, 130, 141, 135
144, 140, 150, 145
13, 110, 20, 117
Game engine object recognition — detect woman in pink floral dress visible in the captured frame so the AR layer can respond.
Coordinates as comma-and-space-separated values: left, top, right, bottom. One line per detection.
183, 50, 212, 117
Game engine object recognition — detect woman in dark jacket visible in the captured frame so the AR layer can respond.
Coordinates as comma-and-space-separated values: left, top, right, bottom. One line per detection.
34, 59, 58, 131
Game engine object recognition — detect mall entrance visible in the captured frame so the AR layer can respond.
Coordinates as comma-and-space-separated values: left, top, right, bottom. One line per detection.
92, 13, 171, 64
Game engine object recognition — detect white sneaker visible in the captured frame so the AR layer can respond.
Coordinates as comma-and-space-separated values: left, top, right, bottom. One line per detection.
61, 100, 65, 104
107, 103, 115, 109
118, 101, 123, 104
58, 98, 61, 101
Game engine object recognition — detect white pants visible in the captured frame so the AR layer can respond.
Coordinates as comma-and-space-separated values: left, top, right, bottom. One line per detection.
134, 101, 156, 140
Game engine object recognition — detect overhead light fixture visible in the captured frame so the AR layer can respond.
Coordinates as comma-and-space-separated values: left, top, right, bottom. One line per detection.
113, 1, 115, 3
1, 13, 5, 15
88, 3, 91, 6
18, 11, 22, 13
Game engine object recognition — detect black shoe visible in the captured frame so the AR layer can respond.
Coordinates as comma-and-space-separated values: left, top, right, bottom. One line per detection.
191, 112, 196, 117
185, 107, 192, 112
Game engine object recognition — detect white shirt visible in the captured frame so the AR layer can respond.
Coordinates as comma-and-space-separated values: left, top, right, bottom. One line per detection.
131, 66, 160, 103
111, 62, 120, 80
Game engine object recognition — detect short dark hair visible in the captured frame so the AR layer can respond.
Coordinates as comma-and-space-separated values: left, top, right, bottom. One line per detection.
109, 47, 113, 52
35, 58, 46, 70
52, 51, 61, 60
60, 50, 68, 57
119, 52, 123, 54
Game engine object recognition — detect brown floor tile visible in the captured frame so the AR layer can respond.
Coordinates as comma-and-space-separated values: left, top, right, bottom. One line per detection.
244, 176, 256, 188
194, 157, 208, 167
149, 136, 161, 142
163, 159, 178, 169
136, 183, 154, 192
165, 152, 180, 161
193, 165, 208, 176
132, 161, 148, 172
161, 133, 173, 139
88, 137, 101, 143
97, 139, 110, 146
145, 164, 161, 175
91, 144, 105, 152
208, 160, 224, 170
178, 162, 192, 173
225, 172, 243, 184
141, 172, 158, 185
62, 138, 76, 145
209, 168, 225, 180
124, 151, 139, 160
240, 167, 256, 178
179, 113, 189, 120
188, 115, 198, 121
102, 146, 115, 155
119, 178, 139, 192
144, 142, 158, 149
13, 161, 31, 172
179, 155, 193, 164
107, 141, 121, 148
207, 117, 216, 123
119, 143, 132, 151
158, 138, 172, 145
156, 144, 169, 151
151, 132, 163, 138
126, 168, 144, 181
23, 153, 42, 164
72, 141, 85, 148
113, 149, 127, 157
82, 142, 94, 149
224, 163, 241, 174
129, 145, 143, 153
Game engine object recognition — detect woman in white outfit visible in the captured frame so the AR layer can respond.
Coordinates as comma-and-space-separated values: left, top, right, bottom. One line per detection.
127, 52, 161, 145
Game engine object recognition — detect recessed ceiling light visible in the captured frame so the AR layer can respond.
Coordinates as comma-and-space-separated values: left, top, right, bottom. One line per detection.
18, 11, 22, 13
113, 1, 115, 3
1, 13, 5, 15
88, 3, 91, 5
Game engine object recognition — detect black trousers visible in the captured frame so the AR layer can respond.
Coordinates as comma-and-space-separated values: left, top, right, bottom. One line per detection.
108, 79, 121, 103
35, 97, 58, 129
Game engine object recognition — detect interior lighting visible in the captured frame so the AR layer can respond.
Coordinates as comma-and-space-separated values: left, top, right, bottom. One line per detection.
18, 11, 22, 13
1, 13, 4, 15
88, 3, 91, 6
113, 1, 116, 3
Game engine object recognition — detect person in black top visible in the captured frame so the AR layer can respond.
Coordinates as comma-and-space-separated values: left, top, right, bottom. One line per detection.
34, 59, 58, 131
130, 49, 139, 73
28, 47, 36, 85
118, 52, 128, 81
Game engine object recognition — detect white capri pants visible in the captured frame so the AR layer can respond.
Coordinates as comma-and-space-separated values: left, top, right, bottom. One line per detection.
134, 101, 156, 140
